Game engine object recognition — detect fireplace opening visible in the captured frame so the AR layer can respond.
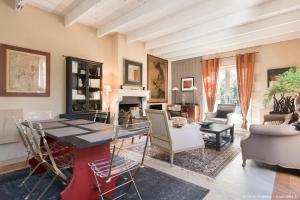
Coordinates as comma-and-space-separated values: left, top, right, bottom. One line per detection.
119, 97, 142, 124
149, 104, 162, 110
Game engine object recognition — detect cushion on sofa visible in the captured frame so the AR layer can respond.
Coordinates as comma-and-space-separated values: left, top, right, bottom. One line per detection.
216, 110, 231, 118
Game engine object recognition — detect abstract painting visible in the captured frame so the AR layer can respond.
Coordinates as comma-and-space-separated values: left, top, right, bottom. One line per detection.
0, 44, 50, 97
147, 55, 168, 103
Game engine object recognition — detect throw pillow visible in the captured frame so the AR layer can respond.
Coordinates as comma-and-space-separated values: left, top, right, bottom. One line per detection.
216, 110, 230, 119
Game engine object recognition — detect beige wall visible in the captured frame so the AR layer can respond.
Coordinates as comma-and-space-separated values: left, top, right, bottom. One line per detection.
0, 0, 153, 163
111, 34, 149, 89
0, 0, 113, 118
203, 38, 300, 124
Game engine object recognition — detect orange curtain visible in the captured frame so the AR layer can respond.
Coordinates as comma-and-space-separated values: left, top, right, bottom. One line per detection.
236, 53, 256, 129
202, 58, 219, 112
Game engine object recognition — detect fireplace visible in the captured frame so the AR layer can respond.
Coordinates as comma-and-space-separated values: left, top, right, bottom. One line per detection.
110, 89, 150, 125
119, 97, 142, 124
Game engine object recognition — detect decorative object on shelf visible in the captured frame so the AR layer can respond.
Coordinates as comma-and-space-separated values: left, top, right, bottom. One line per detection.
191, 86, 198, 105
0, 44, 50, 97
267, 67, 293, 87
124, 59, 143, 86
181, 77, 194, 91
147, 55, 168, 103
172, 86, 179, 104
265, 67, 300, 114
120, 85, 144, 90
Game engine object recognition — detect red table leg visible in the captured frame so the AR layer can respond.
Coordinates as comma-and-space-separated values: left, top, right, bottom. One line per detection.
61, 143, 117, 200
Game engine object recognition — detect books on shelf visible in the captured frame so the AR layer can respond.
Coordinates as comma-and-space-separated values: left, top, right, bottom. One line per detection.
89, 79, 100, 88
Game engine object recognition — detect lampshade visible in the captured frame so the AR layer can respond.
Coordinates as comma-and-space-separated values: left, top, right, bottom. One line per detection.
172, 87, 179, 91
104, 85, 112, 92
191, 86, 197, 90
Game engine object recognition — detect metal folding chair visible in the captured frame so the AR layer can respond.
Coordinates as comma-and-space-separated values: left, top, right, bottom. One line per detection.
20, 121, 72, 200
94, 110, 109, 123
89, 121, 151, 200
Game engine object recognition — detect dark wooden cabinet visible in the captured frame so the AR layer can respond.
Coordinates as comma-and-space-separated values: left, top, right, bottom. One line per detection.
65, 56, 103, 114
60, 57, 107, 121
181, 104, 200, 122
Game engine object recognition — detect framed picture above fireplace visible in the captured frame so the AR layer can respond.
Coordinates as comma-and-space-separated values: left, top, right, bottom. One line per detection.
124, 59, 143, 86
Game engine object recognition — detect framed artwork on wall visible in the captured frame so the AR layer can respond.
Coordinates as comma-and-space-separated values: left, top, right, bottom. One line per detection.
0, 44, 50, 97
267, 67, 294, 87
181, 77, 194, 91
124, 59, 143, 86
147, 55, 168, 103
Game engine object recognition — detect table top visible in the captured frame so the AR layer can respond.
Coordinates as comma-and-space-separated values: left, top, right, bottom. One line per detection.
200, 123, 233, 134
23, 119, 148, 149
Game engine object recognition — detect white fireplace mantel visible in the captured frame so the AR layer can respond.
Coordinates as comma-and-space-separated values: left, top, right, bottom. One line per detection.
109, 89, 150, 124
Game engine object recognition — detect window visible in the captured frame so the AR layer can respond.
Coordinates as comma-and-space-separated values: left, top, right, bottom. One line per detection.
216, 66, 239, 105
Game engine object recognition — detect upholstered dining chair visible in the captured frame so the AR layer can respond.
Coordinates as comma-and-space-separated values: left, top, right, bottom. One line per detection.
145, 109, 204, 165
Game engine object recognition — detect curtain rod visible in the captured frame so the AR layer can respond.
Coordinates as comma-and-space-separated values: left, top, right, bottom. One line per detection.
201, 51, 259, 61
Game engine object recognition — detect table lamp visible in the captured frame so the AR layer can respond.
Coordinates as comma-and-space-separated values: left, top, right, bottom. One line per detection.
191, 86, 197, 105
172, 87, 179, 104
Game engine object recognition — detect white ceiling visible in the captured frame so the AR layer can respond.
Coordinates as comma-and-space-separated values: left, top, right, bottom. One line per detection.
26, 0, 300, 61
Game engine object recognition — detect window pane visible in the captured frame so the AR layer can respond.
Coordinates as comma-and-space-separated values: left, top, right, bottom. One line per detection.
216, 68, 226, 105
216, 67, 239, 106
229, 68, 239, 104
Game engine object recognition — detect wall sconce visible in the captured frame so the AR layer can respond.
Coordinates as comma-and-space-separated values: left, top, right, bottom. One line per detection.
103, 85, 112, 111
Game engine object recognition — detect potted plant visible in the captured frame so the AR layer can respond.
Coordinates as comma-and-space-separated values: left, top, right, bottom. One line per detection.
264, 67, 300, 114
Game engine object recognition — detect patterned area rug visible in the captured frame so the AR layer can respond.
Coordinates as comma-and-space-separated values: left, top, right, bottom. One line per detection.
127, 140, 240, 178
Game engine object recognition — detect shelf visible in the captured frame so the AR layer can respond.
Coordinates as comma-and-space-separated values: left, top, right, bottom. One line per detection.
72, 73, 86, 76
89, 75, 101, 79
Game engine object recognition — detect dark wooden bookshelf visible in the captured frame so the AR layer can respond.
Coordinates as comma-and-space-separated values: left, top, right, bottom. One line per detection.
60, 56, 104, 120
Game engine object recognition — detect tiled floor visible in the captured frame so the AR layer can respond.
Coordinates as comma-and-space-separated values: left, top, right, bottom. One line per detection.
126, 130, 279, 200
1, 128, 299, 200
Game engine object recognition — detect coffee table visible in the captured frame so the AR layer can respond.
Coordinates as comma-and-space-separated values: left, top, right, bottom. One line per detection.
200, 123, 234, 151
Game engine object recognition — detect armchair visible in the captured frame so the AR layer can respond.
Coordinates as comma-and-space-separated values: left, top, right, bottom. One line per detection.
167, 104, 188, 120
145, 109, 204, 165
205, 104, 236, 125
241, 124, 300, 169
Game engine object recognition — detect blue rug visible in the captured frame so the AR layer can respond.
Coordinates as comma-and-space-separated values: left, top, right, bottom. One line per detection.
0, 167, 209, 200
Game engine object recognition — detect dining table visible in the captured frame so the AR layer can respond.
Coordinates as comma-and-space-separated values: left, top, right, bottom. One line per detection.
25, 118, 147, 200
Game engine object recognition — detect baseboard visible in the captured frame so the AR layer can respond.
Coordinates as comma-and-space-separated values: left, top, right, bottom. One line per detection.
0, 156, 28, 174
